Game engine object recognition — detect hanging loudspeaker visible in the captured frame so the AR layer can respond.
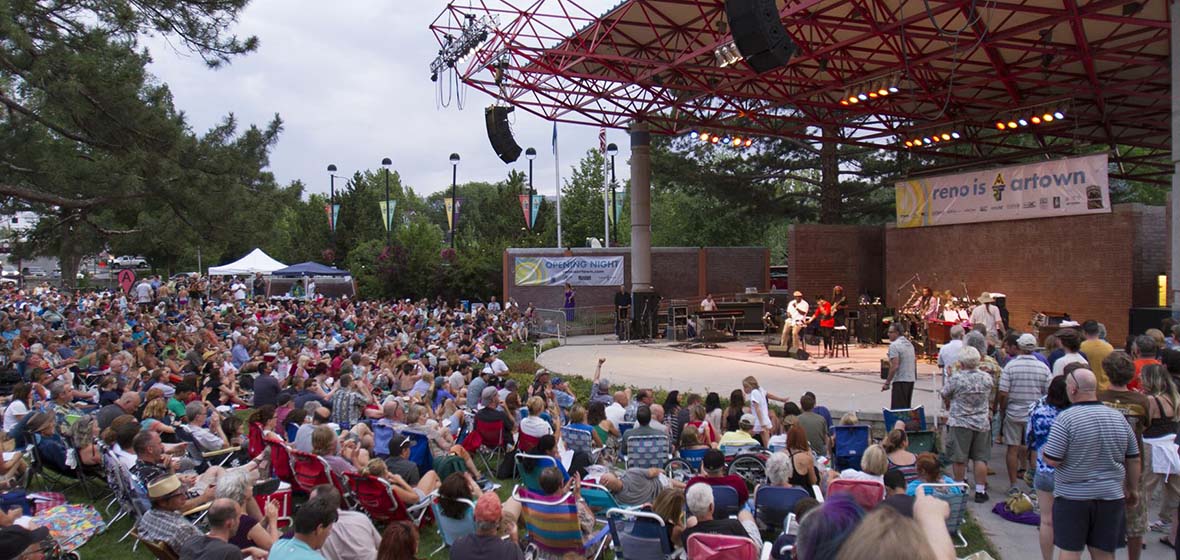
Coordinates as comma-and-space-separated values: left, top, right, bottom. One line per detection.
485, 105, 523, 164
725, 0, 797, 74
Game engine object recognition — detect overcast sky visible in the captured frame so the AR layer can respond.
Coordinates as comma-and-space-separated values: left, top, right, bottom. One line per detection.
144, 0, 631, 199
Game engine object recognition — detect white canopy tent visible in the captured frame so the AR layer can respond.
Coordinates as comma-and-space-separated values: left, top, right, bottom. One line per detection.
207, 248, 287, 276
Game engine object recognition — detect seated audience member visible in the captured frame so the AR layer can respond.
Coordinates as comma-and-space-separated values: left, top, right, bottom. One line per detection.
375, 434, 441, 506
473, 387, 515, 444
214, 470, 279, 552
686, 448, 750, 505
310, 483, 382, 560
436, 471, 485, 522
293, 406, 331, 453
882, 427, 919, 484
587, 401, 620, 449
718, 413, 761, 447
826, 496, 955, 560
376, 520, 421, 560
685, 404, 718, 447
595, 465, 674, 507
682, 482, 762, 548
649, 487, 687, 548
181, 401, 231, 452
906, 452, 963, 496
620, 405, 667, 457
831, 444, 889, 483
269, 494, 339, 559
311, 425, 367, 477
450, 492, 523, 560
793, 493, 865, 560
519, 396, 555, 442
137, 474, 204, 553
404, 404, 482, 479
879, 468, 915, 517
178, 498, 258, 560
679, 424, 711, 452
783, 424, 820, 498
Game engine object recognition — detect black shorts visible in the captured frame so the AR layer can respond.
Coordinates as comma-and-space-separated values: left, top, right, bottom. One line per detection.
1053, 497, 1126, 553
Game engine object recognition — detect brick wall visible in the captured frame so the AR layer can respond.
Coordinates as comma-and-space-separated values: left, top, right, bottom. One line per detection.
787, 204, 1169, 344
504, 247, 768, 309
788, 225, 885, 302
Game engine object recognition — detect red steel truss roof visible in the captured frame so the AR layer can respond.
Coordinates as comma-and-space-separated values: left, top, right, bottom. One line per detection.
430, 0, 1171, 183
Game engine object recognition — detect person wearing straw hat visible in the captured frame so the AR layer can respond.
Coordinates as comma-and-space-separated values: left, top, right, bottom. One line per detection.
136, 474, 203, 553
970, 293, 1005, 338
782, 291, 810, 352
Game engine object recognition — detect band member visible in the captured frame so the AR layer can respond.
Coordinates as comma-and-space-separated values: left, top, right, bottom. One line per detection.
970, 292, 1005, 337
811, 295, 834, 356
614, 285, 631, 340
700, 293, 717, 312
781, 291, 809, 351
919, 287, 940, 321
831, 285, 848, 327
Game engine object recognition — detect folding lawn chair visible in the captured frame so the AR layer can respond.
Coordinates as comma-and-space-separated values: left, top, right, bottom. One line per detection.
514, 452, 559, 493
917, 482, 970, 547
830, 425, 870, 471
515, 486, 610, 560
343, 472, 432, 527
607, 508, 676, 560
826, 479, 885, 511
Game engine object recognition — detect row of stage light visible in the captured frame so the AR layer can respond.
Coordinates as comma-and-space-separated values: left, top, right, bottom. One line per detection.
689, 131, 754, 148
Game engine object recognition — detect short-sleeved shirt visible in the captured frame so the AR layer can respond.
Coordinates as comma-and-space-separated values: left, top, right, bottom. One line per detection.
385, 456, 420, 486
269, 537, 324, 560
998, 355, 1050, 422
1026, 399, 1061, 474
252, 374, 281, 408
1042, 401, 1139, 500
1080, 339, 1115, 390
1098, 388, 1150, 468
329, 389, 365, 426
797, 411, 829, 456
137, 509, 203, 553
888, 338, 917, 383
941, 368, 993, 431
451, 534, 525, 560
178, 535, 242, 560
748, 388, 771, 433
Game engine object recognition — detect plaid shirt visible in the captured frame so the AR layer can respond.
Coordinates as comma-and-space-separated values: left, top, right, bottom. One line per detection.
137, 509, 201, 552
330, 388, 365, 426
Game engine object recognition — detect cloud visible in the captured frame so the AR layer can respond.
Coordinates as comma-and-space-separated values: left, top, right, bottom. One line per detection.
144, 0, 632, 198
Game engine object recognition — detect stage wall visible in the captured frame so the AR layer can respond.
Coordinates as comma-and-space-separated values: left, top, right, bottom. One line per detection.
502, 247, 769, 310
790, 203, 1168, 344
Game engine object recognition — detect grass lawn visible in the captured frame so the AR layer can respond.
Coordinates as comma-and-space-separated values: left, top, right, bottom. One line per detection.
63, 341, 1000, 559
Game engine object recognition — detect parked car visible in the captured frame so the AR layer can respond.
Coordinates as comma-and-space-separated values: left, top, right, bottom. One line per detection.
0, 267, 17, 279
22, 266, 46, 277
112, 255, 148, 269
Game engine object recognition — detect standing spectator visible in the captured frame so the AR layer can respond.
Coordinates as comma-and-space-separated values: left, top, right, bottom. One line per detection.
1026, 375, 1071, 560
1131, 335, 1162, 391
329, 374, 372, 428
940, 346, 994, 502
1097, 352, 1151, 560
1043, 368, 1139, 560
270, 495, 339, 559
252, 360, 281, 408
937, 325, 966, 379
998, 333, 1050, 489
1141, 364, 1180, 538
1081, 320, 1114, 391
883, 324, 917, 409
1052, 329, 1088, 378
742, 377, 790, 447
969, 293, 1004, 338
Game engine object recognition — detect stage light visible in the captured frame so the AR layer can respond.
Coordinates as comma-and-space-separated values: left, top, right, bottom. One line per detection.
1042, 113, 1054, 122
711, 136, 719, 144
1053, 111, 1064, 119
1031, 116, 1041, 124
857, 93, 868, 101
939, 133, 950, 141
690, 131, 699, 139
744, 139, 753, 147
699, 132, 709, 142
904, 141, 913, 148
721, 136, 731, 144
840, 99, 849, 106
996, 122, 1006, 130
1018, 119, 1028, 127
888, 86, 899, 93
868, 91, 878, 98
878, 88, 889, 96
848, 96, 859, 104
913, 139, 922, 146
1007, 121, 1018, 129
951, 132, 961, 139
732, 137, 742, 146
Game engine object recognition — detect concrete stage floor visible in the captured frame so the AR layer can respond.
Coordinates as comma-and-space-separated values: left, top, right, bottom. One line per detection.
535, 335, 943, 417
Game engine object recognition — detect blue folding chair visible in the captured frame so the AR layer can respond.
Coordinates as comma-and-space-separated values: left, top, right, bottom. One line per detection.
617, 421, 635, 439
831, 425, 871, 471
624, 435, 670, 469
514, 452, 560, 492
709, 484, 740, 519
665, 447, 708, 482
607, 508, 676, 560
372, 422, 395, 458
429, 497, 475, 556
882, 406, 927, 432
754, 486, 810, 535
402, 430, 434, 476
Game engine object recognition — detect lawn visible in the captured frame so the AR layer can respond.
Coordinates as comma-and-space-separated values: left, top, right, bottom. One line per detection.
62, 341, 1000, 559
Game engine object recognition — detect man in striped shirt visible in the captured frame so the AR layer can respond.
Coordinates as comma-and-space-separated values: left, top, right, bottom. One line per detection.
997, 333, 1051, 489
1043, 368, 1140, 560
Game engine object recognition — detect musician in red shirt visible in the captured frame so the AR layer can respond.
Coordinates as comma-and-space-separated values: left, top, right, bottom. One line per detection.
811, 296, 834, 357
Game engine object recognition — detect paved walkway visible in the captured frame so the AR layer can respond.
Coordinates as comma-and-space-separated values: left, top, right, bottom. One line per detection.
537, 337, 1178, 559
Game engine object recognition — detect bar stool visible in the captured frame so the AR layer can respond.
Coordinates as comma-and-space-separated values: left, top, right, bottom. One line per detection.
831, 325, 850, 358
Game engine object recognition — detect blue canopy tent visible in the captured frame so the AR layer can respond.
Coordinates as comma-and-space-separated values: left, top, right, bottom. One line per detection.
271, 262, 350, 277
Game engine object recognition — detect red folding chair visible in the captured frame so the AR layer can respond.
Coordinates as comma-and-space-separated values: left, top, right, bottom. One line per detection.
685, 533, 761, 560
289, 449, 349, 500
265, 438, 296, 488
517, 432, 540, 454
826, 479, 885, 511
247, 422, 266, 459
342, 472, 431, 527
472, 419, 513, 473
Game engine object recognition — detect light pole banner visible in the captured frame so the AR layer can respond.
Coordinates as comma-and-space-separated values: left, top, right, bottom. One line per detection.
518, 195, 542, 229
895, 153, 1111, 228
444, 197, 464, 232
377, 200, 396, 231
324, 204, 333, 231
331, 204, 340, 232
514, 256, 625, 286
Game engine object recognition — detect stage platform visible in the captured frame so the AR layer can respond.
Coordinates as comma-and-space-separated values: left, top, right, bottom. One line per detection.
536, 335, 943, 418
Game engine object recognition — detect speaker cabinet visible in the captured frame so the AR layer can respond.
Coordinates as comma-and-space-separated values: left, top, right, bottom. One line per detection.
485, 105, 522, 163
725, 0, 797, 73
632, 291, 661, 339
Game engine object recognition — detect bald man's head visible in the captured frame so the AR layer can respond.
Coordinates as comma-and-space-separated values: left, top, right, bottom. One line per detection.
614, 391, 628, 406
1066, 368, 1098, 401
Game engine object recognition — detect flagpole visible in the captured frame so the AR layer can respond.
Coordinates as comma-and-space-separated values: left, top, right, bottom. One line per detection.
553, 122, 563, 249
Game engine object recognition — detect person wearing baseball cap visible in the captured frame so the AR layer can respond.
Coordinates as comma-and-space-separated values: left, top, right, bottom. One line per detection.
718, 413, 760, 448
136, 474, 203, 553
685, 448, 750, 505
998, 332, 1052, 491
450, 492, 522, 560
0, 526, 49, 560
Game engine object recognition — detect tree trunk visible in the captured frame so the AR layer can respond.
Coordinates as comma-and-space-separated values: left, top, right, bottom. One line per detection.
818, 124, 841, 224
57, 216, 82, 290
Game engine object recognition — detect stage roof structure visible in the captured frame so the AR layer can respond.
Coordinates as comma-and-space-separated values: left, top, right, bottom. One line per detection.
430, 0, 1171, 184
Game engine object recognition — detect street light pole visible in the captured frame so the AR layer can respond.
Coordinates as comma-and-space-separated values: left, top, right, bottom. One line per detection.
381, 158, 392, 247
449, 153, 460, 248
327, 164, 338, 261
525, 147, 537, 231
606, 143, 618, 244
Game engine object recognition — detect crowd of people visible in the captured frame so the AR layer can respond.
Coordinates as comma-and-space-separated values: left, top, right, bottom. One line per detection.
0, 272, 1177, 560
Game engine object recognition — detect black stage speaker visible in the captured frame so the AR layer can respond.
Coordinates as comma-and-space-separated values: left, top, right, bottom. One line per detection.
725, 0, 797, 73
485, 105, 523, 163
632, 291, 661, 340
765, 344, 791, 358
1130, 308, 1174, 339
